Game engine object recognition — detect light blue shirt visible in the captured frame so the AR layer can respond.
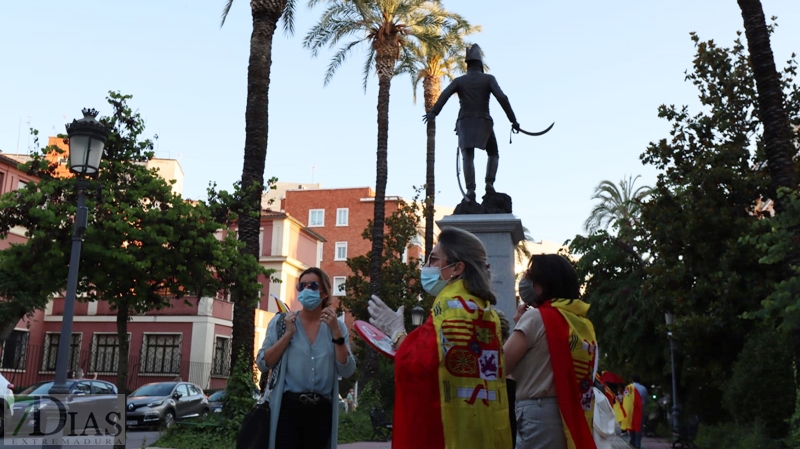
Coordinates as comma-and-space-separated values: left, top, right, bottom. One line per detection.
257, 313, 356, 401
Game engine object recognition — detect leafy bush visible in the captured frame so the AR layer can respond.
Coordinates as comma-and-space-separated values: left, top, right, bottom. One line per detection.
155, 413, 236, 449
723, 327, 795, 439
695, 422, 785, 449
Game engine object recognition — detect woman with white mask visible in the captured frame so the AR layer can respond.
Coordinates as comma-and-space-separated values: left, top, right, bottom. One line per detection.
257, 267, 356, 449
368, 227, 512, 449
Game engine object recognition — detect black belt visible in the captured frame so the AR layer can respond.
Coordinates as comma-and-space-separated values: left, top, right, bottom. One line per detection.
284, 391, 329, 406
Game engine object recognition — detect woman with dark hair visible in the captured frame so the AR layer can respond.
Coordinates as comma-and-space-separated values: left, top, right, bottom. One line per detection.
256, 267, 356, 449
368, 227, 512, 449
504, 254, 598, 449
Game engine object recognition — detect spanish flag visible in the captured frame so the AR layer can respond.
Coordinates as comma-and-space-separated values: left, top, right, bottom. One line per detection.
540, 300, 598, 449
595, 373, 626, 424
621, 384, 642, 432
271, 294, 290, 313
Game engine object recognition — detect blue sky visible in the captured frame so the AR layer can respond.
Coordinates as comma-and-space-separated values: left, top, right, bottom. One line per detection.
2, 0, 799, 245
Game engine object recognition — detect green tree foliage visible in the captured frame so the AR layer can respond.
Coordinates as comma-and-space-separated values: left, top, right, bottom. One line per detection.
337, 196, 427, 407
0, 92, 266, 394
583, 175, 651, 236
570, 28, 799, 431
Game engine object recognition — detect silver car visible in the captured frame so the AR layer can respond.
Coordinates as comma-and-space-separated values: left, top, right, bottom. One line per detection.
125, 382, 208, 429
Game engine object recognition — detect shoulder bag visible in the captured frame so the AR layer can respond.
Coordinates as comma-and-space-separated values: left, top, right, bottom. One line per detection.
236, 312, 287, 449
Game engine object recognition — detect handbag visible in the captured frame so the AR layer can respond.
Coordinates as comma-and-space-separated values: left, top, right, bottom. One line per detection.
236, 312, 287, 449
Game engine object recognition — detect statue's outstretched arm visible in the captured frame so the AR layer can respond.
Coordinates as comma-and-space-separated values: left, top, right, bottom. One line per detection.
428, 80, 459, 117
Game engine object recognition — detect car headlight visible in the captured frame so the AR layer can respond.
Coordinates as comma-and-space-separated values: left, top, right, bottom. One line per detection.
147, 400, 164, 407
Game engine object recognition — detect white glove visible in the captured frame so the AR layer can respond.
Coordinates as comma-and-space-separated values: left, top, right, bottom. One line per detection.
368, 294, 406, 340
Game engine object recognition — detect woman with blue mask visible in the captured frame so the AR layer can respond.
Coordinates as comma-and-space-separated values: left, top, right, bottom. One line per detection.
256, 267, 356, 449
368, 227, 512, 449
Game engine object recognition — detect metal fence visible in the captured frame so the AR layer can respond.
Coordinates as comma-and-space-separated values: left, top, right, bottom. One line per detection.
0, 344, 230, 393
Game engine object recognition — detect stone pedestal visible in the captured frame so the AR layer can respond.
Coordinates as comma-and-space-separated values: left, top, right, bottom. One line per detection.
436, 214, 524, 322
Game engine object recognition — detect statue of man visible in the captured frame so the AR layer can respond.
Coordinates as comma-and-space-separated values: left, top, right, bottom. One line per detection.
424, 44, 520, 201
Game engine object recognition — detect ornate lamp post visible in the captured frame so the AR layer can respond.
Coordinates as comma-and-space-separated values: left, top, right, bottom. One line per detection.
46, 109, 108, 448
411, 305, 426, 328
665, 312, 680, 433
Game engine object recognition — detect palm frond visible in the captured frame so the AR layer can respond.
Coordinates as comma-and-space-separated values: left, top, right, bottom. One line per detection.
281, 0, 297, 36
361, 47, 376, 91
220, 0, 235, 27
325, 38, 365, 86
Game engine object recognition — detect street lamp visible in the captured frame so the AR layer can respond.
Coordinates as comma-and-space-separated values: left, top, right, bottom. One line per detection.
46, 109, 108, 447
411, 305, 426, 328
665, 312, 680, 434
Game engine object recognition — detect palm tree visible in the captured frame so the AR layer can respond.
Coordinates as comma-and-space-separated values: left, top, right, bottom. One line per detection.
304, 0, 452, 296
584, 175, 652, 235
737, 0, 800, 387
220, 0, 296, 374
397, 19, 480, 257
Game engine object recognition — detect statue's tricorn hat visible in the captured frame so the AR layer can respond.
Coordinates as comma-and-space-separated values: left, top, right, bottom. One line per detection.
465, 44, 483, 63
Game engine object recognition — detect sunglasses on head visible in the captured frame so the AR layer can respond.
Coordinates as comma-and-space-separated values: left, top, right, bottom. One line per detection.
296, 281, 320, 292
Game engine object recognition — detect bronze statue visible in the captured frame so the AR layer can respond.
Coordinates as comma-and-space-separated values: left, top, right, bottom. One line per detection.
423, 44, 520, 203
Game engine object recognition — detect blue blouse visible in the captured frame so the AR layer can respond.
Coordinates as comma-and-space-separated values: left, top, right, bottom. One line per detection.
257, 313, 356, 401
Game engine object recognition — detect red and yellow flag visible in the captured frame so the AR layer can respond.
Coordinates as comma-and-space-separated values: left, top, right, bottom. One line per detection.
271, 294, 290, 313
621, 384, 642, 432
540, 300, 598, 449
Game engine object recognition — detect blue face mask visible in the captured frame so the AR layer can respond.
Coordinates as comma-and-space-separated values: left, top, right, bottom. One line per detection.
421, 265, 454, 296
518, 277, 538, 305
298, 288, 322, 310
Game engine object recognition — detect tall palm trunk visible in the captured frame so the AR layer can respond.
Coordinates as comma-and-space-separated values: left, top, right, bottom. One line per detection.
737, 0, 800, 388
423, 76, 441, 258
369, 48, 397, 296
231, 1, 283, 374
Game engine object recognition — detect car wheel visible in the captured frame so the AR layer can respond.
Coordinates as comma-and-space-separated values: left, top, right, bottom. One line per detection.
162, 410, 175, 429
200, 409, 208, 419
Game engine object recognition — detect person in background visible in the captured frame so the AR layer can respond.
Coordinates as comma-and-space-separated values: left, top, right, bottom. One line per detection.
592, 380, 616, 449
504, 254, 598, 449
368, 227, 512, 449
622, 375, 648, 448
345, 388, 357, 412
257, 267, 356, 449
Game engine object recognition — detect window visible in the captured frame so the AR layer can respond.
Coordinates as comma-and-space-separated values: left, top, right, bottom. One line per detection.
93, 381, 115, 394
189, 385, 203, 396
317, 243, 323, 263
72, 381, 92, 395
17, 180, 28, 190
0, 172, 4, 194
140, 334, 181, 374
336, 208, 349, 226
177, 384, 190, 398
90, 334, 128, 374
333, 276, 346, 297
1, 330, 29, 370
334, 242, 348, 261
212, 336, 231, 376
309, 209, 324, 227
42, 333, 81, 372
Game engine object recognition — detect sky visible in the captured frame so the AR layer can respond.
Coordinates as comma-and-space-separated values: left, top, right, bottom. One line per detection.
2, 0, 799, 246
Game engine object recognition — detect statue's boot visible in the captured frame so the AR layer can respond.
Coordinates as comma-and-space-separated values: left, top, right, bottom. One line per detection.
485, 154, 499, 194
462, 148, 477, 201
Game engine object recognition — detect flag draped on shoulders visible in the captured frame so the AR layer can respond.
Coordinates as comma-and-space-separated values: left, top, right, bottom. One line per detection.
432, 280, 512, 449
621, 384, 642, 432
539, 299, 598, 449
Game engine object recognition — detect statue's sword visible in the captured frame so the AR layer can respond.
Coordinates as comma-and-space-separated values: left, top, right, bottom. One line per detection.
513, 122, 555, 137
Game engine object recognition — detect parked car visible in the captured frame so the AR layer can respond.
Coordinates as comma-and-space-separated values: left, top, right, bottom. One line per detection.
7, 379, 118, 435
0, 372, 14, 437
126, 382, 209, 429
207, 388, 261, 413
